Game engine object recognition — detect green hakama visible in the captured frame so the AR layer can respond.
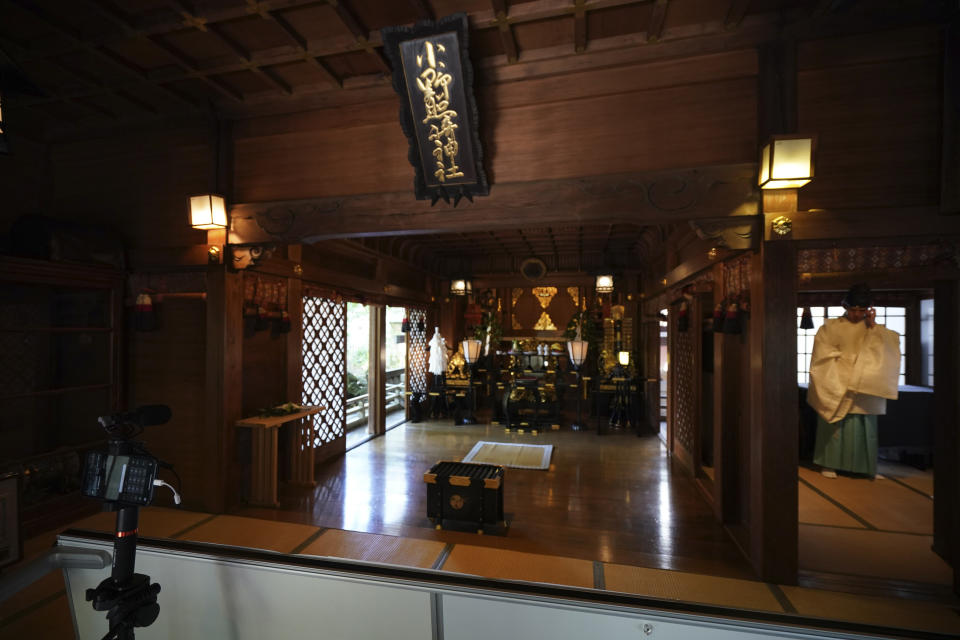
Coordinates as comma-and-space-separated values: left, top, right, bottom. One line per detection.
812, 414, 879, 477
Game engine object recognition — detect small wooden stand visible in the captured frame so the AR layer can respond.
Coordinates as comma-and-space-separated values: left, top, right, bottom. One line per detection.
236, 406, 323, 507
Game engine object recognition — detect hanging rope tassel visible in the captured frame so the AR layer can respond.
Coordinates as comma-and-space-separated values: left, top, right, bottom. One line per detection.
713, 301, 725, 333
135, 292, 158, 331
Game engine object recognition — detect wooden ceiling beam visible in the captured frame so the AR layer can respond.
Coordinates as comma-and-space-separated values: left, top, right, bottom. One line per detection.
144, 34, 243, 102
70, 96, 118, 119
9, 0, 650, 66
647, 0, 670, 43
407, 0, 435, 21
472, 0, 654, 30
574, 0, 587, 54
578, 226, 584, 272
201, 23, 293, 95
548, 227, 560, 266
491, 0, 520, 63
114, 89, 162, 115
724, 0, 752, 30
54, 56, 160, 115
11, 0, 732, 113
90, 44, 202, 110
230, 164, 759, 243
261, 10, 342, 88
517, 228, 536, 256
10, 0, 202, 111
488, 231, 513, 255
328, 0, 392, 74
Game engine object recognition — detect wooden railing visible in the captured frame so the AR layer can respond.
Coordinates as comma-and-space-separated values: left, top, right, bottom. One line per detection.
346, 369, 406, 430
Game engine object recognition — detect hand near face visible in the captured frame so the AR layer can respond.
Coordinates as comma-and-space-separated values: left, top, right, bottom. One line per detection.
865, 307, 876, 328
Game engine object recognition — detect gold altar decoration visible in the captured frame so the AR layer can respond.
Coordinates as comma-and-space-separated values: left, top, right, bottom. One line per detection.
446, 345, 466, 378
567, 287, 579, 309
532, 286, 557, 309
512, 287, 524, 330
534, 311, 557, 331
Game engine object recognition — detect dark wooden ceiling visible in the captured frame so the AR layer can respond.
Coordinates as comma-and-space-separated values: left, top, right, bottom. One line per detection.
2, 0, 927, 279
333, 222, 672, 276
0, 0, 827, 130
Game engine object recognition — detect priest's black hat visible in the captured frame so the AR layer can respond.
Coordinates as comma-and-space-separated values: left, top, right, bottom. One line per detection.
842, 283, 872, 308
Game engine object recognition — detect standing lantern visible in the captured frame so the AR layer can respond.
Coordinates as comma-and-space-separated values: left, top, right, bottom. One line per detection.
461, 338, 482, 424
595, 274, 614, 294
567, 325, 589, 431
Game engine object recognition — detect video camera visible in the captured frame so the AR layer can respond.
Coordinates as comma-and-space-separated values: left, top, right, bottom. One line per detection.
80, 404, 180, 640
81, 405, 177, 508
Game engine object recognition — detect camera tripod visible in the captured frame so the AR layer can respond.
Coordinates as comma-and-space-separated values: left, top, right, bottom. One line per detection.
85, 435, 170, 639
86, 504, 161, 640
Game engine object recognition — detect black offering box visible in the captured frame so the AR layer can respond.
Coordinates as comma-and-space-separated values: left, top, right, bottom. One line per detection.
424, 461, 505, 533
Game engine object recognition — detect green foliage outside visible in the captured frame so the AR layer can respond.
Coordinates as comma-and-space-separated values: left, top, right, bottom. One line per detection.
346, 371, 368, 399
346, 303, 407, 399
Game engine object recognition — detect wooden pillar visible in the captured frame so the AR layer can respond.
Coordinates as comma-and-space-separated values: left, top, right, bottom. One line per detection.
748, 194, 799, 584
368, 304, 386, 436
942, 18, 960, 214
933, 280, 960, 595
286, 245, 304, 403
642, 296, 661, 437
905, 296, 922, 386
206, 265, 244, 512
710, 262, 728, 521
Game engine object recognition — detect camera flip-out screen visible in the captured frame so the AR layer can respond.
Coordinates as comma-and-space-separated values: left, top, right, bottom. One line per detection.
82, 452, 158, 506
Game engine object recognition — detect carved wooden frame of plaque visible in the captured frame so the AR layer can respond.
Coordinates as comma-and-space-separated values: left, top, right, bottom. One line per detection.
381, 13, 489, 206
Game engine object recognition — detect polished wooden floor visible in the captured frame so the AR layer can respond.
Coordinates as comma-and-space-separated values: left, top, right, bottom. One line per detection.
233, 417, 756, 580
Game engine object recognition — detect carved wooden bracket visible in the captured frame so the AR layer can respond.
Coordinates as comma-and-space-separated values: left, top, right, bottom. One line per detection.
688, 215, 760, 250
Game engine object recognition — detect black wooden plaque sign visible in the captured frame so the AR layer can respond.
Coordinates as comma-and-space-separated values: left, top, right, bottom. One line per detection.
381, 13, 489, 206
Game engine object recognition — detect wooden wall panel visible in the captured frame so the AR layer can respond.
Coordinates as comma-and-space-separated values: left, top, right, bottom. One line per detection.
797, 25, 939, 71
483, 49, 758, 112
233, 51, 758, 203
48, 124, 213, 249
489, 77, 757, 184
234, 118, 411, 202
0, 136, 48, 230
128, 298, 216, 511
797, 28, 942, 212
242, 329, 287, 417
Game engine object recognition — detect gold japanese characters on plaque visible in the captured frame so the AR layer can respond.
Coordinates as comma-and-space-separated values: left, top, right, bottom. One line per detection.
414, 40, 462, 184
381, 13, 489, 205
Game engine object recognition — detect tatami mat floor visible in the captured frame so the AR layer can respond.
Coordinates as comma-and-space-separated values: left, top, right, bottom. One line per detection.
4, 506, 959, 638
797, 461, 952, 586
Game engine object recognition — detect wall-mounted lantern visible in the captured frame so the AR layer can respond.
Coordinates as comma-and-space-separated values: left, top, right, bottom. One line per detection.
189, 194, 227, 230
758, 135, 815, 190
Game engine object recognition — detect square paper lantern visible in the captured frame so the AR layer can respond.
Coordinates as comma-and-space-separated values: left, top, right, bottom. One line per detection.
190, 194, 227, 230
758, 135, 814, 189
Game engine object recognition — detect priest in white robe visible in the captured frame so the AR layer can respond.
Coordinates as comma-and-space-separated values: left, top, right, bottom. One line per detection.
806, 284, 900, 478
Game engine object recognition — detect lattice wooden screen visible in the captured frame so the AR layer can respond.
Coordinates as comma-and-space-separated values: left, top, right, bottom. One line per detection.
407, 308, 428, 395
672, 310, 696, 455
301, 293, 346, 446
